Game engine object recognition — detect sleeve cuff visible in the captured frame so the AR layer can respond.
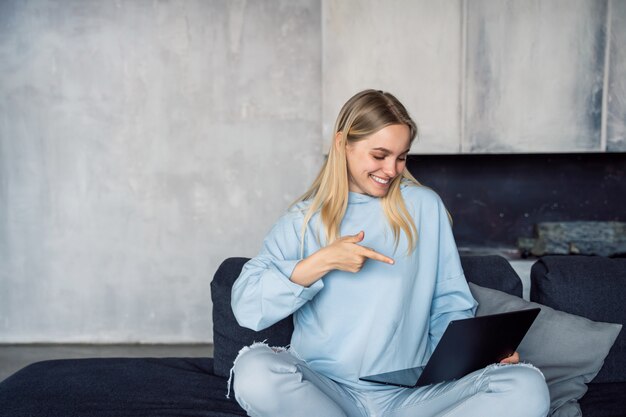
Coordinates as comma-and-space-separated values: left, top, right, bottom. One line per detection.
271, 259, 325, 300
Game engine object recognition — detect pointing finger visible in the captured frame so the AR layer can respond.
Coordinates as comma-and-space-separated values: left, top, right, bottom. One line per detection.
360, 246, 394, 265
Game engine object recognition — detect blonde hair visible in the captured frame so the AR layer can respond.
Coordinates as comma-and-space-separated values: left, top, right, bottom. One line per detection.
293, 89, 422, 257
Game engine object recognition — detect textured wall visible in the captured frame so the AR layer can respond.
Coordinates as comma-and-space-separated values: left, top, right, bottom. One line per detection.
1, 0, 624, 344
0, 0, 321, 343
465, 0, 607, 152
608, 0, 626, 151
323, 0, 624, 154
322, 0, 463, 153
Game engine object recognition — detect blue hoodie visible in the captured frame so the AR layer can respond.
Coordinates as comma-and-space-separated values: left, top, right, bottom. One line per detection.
231, 183, 477, 389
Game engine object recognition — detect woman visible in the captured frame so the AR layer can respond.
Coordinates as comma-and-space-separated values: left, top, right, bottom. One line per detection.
230, 90, 550, 417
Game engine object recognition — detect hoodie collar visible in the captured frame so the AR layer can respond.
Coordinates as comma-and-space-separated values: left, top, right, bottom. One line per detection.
348, 191, 378, 204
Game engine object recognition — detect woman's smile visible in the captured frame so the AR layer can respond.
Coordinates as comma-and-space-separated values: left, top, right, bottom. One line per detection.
370, 174, 390, 185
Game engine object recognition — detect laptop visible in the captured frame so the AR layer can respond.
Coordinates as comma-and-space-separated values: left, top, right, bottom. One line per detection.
359, 308, 540, 388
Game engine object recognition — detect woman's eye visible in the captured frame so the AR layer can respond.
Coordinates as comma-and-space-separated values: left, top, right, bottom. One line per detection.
373, 156, 385, 160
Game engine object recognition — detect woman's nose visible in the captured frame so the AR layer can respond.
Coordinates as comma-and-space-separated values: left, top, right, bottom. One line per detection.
383, 160, 397, 177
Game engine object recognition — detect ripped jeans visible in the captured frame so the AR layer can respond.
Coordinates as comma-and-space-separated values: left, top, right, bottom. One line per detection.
230, 343, 550, 417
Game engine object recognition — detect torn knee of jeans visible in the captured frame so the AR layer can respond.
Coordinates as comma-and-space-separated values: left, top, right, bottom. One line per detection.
485, 361, 545, 380
226, 341, 289, 399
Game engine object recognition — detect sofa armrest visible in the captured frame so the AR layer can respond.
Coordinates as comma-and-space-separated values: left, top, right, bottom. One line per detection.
461, 255, 523, 297
211, 258, 293, 378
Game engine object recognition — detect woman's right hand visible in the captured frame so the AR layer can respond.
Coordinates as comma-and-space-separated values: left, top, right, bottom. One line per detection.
323, 231, 394, 272
290, 231, 394, 287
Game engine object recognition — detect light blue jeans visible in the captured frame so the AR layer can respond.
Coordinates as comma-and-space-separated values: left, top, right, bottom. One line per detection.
231, 344, 550, 417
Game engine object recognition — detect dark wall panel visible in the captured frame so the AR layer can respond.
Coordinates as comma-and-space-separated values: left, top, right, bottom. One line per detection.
407, 153, 626, 248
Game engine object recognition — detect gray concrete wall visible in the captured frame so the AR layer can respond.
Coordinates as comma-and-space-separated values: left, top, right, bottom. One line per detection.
0, 0, 322, 343
323, 0, 625, 154
322, 0, 463, 154
1, 0, 624, 343
465, 0, 607, 153
608, 0, 626, 151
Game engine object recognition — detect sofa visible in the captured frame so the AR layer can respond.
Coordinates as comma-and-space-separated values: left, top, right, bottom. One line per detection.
0, 255, 623, 417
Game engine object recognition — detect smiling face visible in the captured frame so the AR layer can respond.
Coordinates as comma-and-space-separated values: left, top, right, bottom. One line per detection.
343, 124, 411, 197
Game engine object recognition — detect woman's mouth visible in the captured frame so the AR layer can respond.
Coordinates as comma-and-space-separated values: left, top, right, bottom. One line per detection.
370, 174, 390, 185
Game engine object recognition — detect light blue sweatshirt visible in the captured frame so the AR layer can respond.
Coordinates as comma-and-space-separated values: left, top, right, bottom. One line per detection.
231, 184, 478, 389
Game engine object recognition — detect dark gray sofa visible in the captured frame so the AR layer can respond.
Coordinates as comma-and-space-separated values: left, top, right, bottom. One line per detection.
0, 255, 623, 417
531, 256, 626, 417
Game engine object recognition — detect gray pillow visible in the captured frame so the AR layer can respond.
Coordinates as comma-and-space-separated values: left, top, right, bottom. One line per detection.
469, 283, 622, 417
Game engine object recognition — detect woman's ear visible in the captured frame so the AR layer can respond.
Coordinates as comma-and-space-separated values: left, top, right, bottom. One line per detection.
334, 131, 343, 152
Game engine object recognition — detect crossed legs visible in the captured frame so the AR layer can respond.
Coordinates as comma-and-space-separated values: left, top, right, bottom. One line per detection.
231, 344, 550, 417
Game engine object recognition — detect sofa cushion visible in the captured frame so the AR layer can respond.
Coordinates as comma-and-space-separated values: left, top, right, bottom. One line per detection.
469, 283, 622, 417
531, 255, 626, 383
580, 382, 626, 417
0, 357, 245, 417
211, 255, 523, 379
211, 257, 293, 378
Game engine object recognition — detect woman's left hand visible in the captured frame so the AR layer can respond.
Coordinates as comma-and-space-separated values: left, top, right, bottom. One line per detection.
500, 351, 520, 364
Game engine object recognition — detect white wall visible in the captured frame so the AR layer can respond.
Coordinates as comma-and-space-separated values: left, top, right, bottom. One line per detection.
0, 0, 322, 343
